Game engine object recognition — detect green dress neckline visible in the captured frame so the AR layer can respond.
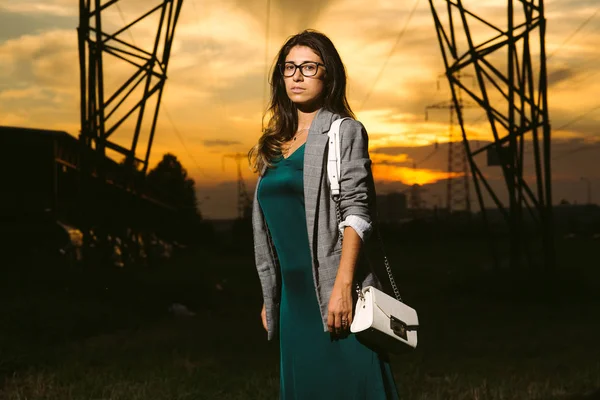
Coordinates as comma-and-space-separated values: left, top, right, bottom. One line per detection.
281, 142, 306, 161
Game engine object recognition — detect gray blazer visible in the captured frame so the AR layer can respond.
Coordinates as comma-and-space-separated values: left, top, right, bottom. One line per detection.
252, 108, 380, 340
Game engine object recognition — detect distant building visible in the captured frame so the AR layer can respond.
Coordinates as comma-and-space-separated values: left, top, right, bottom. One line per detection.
553, 203, 600, 234
476, 203, 600, 235
376, 192, 408, 223
0, 125, 177, 232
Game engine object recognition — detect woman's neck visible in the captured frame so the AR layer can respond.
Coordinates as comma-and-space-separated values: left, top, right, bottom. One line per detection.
297, 108, 320, 130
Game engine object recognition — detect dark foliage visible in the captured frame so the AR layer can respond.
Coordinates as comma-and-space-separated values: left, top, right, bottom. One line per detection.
147, 153, 200, 219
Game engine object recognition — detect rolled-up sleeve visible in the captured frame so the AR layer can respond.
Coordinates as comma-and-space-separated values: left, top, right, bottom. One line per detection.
338, 214, 372, 241
337, 119, 375, 241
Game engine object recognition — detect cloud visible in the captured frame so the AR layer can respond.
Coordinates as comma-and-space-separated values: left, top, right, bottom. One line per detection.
373, 164, 461, 186
203, 139, 243, 148
370, 153, 412, 166
0, 30, 78, 92
231, 0, 337, 34
172, 4, 267, 87
0, 2, 75, 17
548, 67, 578, 87
0, 30, 80, 129
0, 87, 56, 102
0, 7, 75, 42
2, 0, 600, 218
370, 136, 600, 211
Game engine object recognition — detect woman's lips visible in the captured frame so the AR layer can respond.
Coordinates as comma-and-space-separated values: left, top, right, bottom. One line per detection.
290, 87, 305, 94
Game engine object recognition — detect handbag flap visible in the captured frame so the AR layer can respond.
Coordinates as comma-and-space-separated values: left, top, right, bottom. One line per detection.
369, 286, 419, 327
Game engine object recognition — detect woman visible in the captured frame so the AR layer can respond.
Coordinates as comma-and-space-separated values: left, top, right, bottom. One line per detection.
249, 30, 399, 399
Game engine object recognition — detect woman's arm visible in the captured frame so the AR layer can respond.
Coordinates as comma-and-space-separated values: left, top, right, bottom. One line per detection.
327, 226, 362, 334
337, 119, 374, 241
328, 119, 376, 333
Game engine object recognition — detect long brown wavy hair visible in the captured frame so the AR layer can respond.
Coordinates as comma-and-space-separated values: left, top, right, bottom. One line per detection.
249, 30, 355, 174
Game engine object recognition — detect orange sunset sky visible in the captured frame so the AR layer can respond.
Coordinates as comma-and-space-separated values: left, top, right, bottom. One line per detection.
1, 0, 599, 219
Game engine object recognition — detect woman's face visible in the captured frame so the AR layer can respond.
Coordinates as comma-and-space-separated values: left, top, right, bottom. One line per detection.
283, 45, 326, 109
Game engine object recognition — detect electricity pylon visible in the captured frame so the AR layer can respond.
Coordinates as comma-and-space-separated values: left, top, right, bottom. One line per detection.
426, 77, 476, 213
429, 0, 555, 270
223, 153, 252, 220
78, 0, 183, 174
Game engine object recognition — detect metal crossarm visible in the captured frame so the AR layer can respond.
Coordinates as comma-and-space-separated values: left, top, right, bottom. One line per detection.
78, 0, 183, 174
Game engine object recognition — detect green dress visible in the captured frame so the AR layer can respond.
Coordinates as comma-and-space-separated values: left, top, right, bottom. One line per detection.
257, 143, 400, 400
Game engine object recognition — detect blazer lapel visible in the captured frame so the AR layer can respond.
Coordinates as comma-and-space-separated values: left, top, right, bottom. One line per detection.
303, 109, 336, 252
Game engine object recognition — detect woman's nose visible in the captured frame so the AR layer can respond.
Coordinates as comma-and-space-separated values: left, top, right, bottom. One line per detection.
292, 68, 304, 81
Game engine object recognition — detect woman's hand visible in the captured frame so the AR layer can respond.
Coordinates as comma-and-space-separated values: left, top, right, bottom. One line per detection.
328, 226, 362, 336
260, 303, 268, 332
327, 281, 353, 335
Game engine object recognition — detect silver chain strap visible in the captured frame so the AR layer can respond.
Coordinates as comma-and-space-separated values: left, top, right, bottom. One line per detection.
334, 198, 403, 302
375, 223, 402, 302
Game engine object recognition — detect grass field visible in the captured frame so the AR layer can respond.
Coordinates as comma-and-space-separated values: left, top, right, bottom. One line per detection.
0, 234, 598, 400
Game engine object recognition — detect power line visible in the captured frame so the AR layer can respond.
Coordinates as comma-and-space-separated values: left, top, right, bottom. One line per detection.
543, 5, 600, 91
441, 5, 600, 149
554, 103, 600, 132
187, 0, 233, 143
552, 141, 600, 162
519, 101, 600, 170
461, 5, 599, 123
190, 0, 199, 17
115, 2, 136, 45
547, 4, 600, 60
262, 0, 272, 121
414, 146, 438, 166
162, 105, 212, 179
469, 102, 600, 165
359, 0, 420, 112
441, 4, 600, 175
115, 2, 210, 179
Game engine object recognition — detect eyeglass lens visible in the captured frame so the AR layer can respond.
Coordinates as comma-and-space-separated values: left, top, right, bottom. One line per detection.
282, 62, 320, 77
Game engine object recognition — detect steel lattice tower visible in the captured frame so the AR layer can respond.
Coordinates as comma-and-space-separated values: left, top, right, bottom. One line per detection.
78, 0, 183, 174
426, 78, 475, 213
429, 0, 555, 270
447, 117, 471, 213
223, 154, 253, 220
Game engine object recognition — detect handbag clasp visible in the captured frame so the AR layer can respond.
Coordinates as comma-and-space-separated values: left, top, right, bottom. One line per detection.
390, 316, 408, 340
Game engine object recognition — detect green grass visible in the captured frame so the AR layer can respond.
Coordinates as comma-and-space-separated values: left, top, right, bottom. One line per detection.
0, 237, 599, 399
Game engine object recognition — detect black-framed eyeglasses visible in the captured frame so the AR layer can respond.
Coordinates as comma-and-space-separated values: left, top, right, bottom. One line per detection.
280, 61, 325, 77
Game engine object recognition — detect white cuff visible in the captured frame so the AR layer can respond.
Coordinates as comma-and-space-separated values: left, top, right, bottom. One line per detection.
338, 215, 373, 241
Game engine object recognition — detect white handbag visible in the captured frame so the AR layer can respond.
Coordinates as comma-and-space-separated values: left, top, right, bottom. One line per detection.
326, 118, 419, 353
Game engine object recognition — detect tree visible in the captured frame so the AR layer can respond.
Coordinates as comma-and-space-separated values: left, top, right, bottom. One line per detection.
145, 153, 212, 246
147, 153, 201, 219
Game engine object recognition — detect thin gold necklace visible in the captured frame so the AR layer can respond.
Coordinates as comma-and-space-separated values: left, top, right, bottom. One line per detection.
292, 128, 309, 141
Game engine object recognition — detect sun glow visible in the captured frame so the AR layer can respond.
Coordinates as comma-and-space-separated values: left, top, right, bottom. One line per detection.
372, 164, 461, 186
